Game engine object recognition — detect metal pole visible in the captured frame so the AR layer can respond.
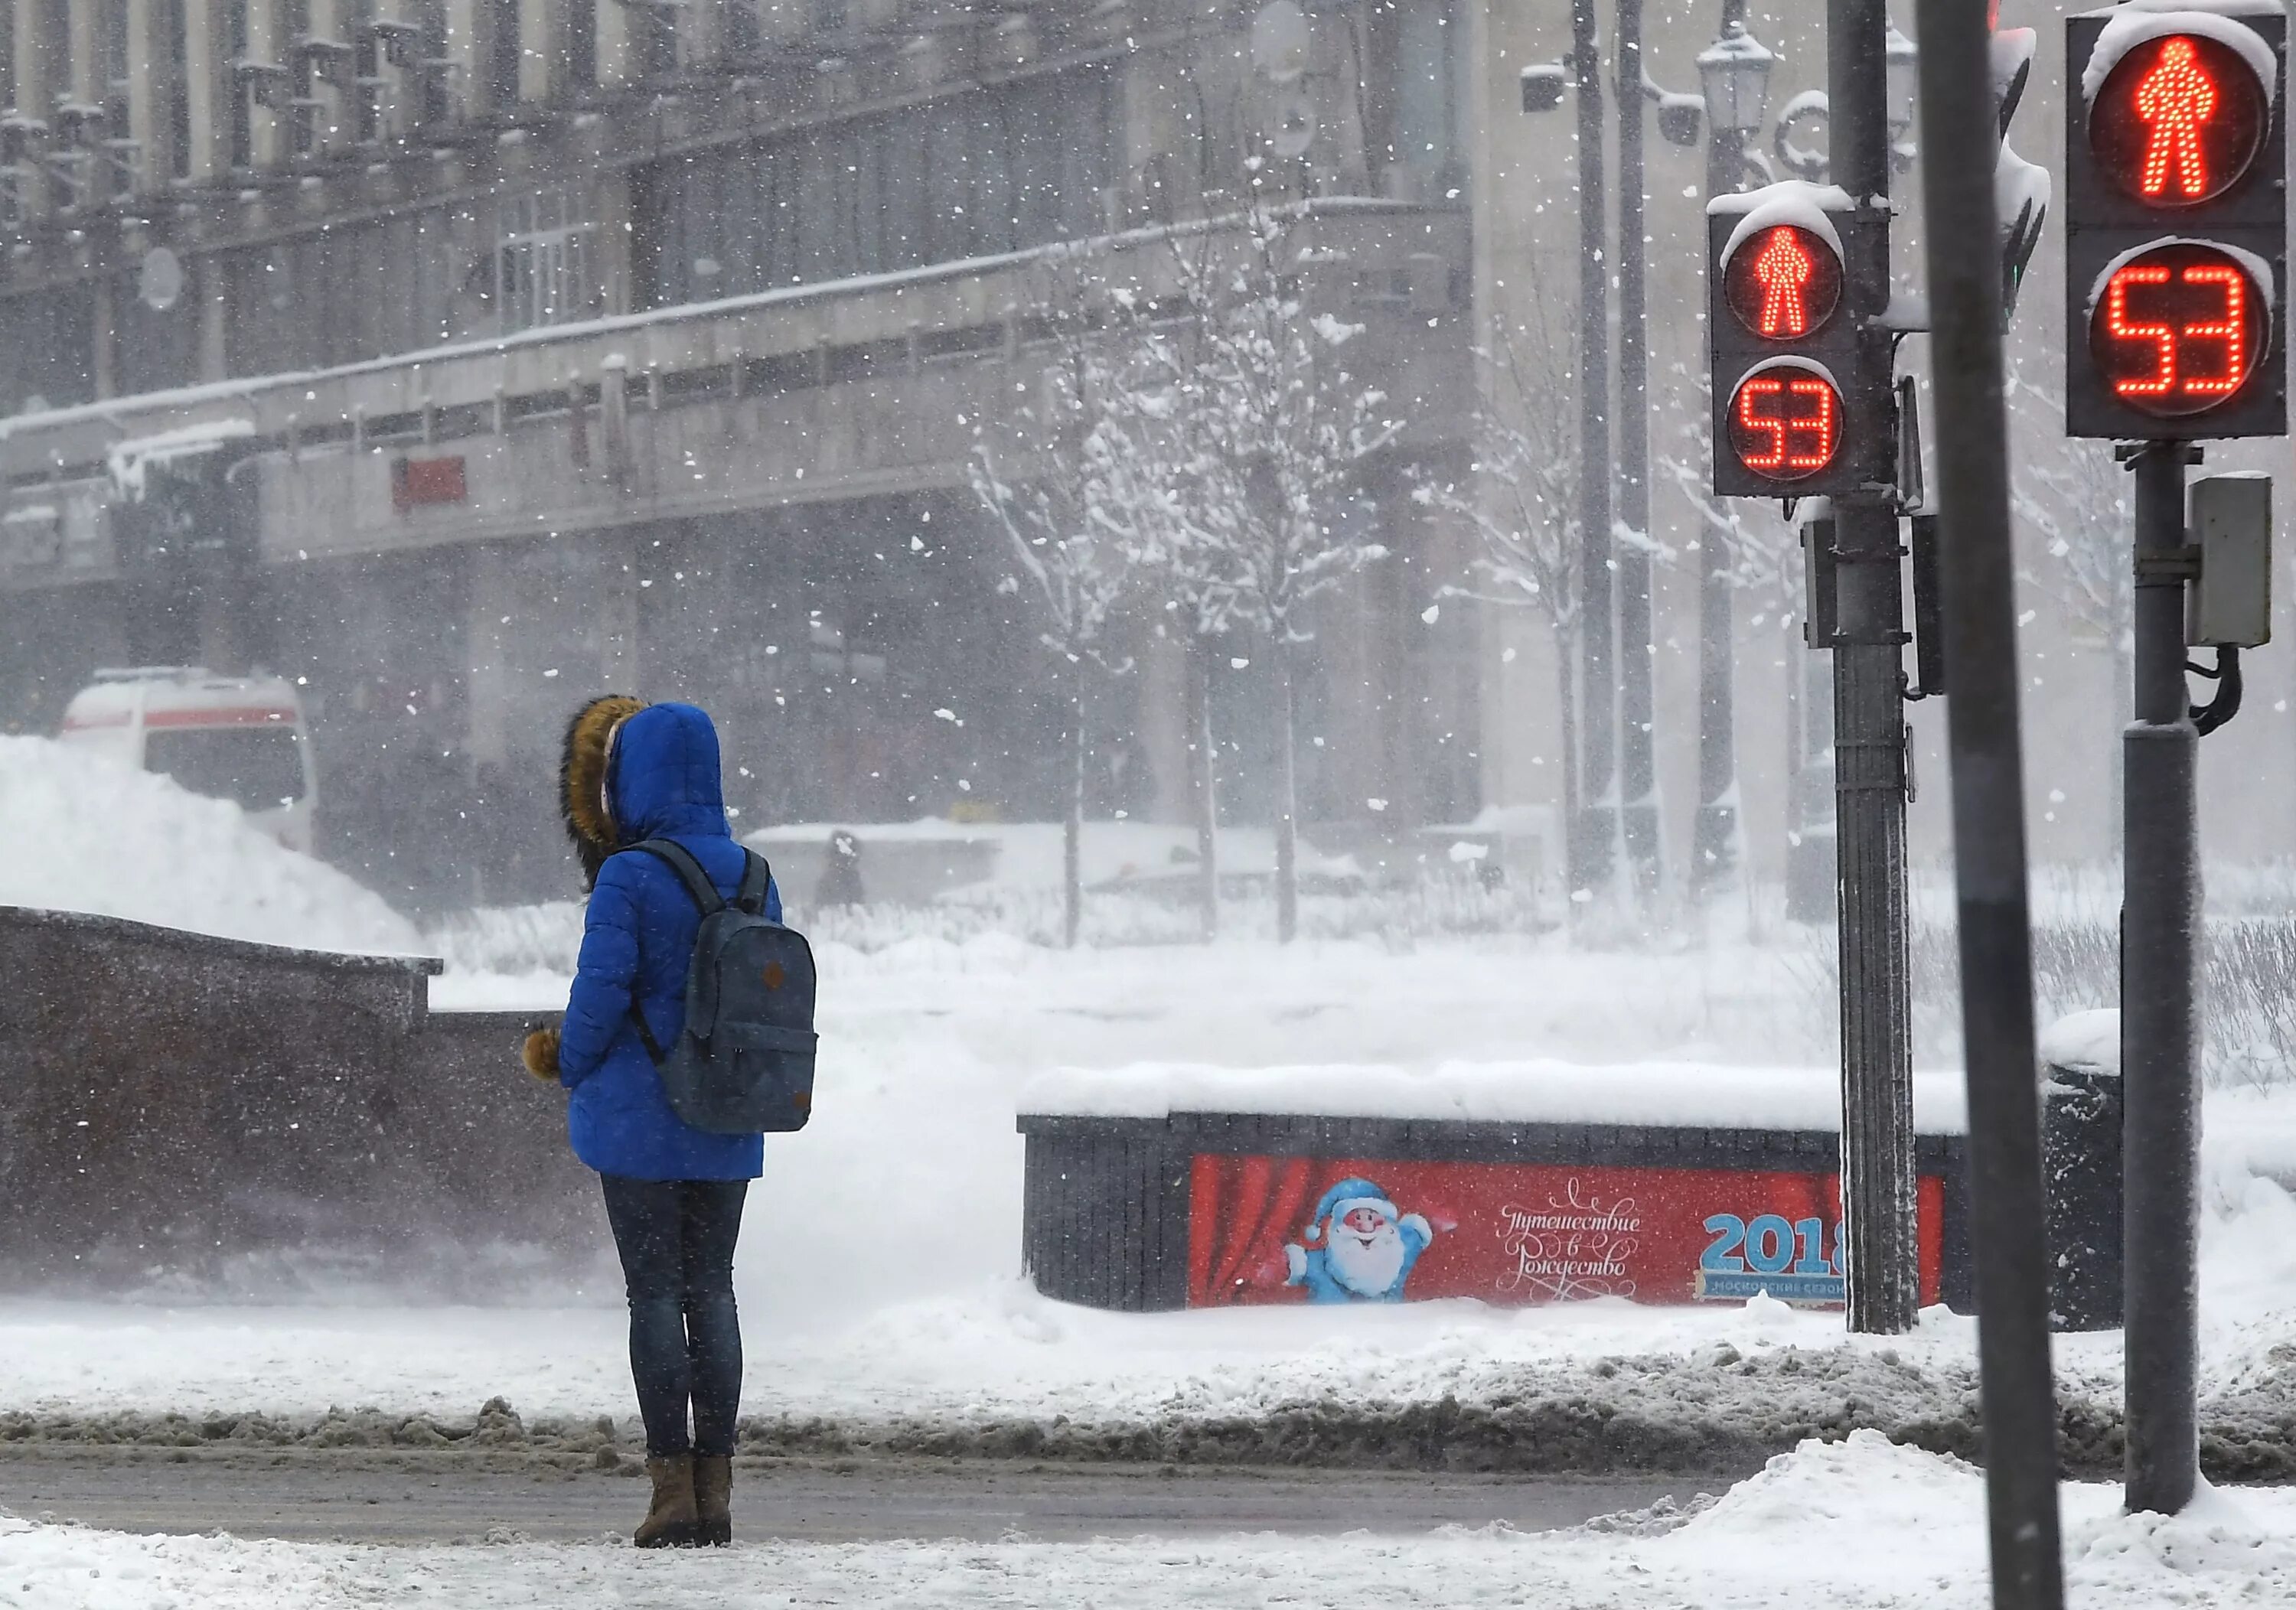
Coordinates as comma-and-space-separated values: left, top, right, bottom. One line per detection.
1570, 0, 1617, 899
1914, 0, 2067, 1600
1692, 0, 1748, 903
1616, 0, 1659, 895
2123, 437, 2200, 1516
1826, 0, 1917, 1335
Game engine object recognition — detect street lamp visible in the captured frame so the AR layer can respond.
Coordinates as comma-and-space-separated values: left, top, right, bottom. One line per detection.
1691, 2, 1776, 905
1696, 16, 1776, 136
1884, 24, 1919, 143
1516, 0, 1622, 901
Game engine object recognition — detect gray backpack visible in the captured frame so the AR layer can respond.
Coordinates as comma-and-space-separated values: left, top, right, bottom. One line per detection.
622, 838, 818, 1135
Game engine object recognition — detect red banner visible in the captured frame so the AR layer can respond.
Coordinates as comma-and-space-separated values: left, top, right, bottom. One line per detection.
1186, 1155, 1945, 1309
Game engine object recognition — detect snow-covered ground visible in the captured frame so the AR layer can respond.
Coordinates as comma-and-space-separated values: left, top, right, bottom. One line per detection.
0, 735, 419, 955
6, 749, 2296, 1492
5, 927, 2296, 1462
5, 1435, 2291, 1608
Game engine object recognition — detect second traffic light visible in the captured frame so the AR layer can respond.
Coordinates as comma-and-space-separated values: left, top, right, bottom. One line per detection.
1707, 184, 1891, 498
2065, 7, 2288, 438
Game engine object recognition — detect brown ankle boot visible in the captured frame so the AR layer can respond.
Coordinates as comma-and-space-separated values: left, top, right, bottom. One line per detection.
635, 1454, 699, 1548
693, 1454, 732, 1546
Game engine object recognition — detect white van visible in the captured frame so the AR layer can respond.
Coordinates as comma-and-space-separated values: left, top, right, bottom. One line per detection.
58, 667, 319, 853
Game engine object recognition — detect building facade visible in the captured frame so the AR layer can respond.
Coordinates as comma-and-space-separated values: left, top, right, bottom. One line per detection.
11, 0, 2276, 916
0, 0, 1487, 908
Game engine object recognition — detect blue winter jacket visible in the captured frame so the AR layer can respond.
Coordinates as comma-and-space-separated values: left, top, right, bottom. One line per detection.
557, 702, 779, 1181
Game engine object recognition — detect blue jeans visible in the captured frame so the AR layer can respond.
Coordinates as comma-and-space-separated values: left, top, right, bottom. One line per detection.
599, 1175, 748, 1458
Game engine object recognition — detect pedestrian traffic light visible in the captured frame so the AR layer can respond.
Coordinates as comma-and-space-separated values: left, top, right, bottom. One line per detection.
1993, 25, 2050, 321
2066, 8, 2287, 438
1707, 184, 1888, 497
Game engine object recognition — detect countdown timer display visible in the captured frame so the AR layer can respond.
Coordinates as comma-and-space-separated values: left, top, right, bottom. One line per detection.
2089, 240, 2268, 416
1727, 361, 1842, 483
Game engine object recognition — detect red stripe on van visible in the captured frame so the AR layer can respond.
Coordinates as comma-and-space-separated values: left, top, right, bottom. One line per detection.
60, 712, 132, 730
139, 707, 300, 728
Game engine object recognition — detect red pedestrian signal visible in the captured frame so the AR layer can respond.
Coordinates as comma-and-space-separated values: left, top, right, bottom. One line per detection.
1724, 226, 1843, 341
2066, 11, 2286, 439
1727, 362, 1842, 481
1707, 187, 1880, 497
2089, 32, 2266, 207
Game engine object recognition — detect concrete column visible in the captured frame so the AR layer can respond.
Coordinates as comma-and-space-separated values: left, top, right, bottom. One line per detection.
67, 0, 106, 109
181, 0, 233, 181
304, 0, 353, 155
196, 254, 229, 380
517, 0, 566, 103
65, 0, 108, 206
364, 1, 414, 140
594, 0, 634, 89
679, 0, 722, 74
445, 0, 496, 120
11, 0, 53, 120
11, 0, 54, 222
125, 0, 178, 190
595, 530, 639, 689
465, 542, 513, 767
90, 276, 116, 399
1138, 628, 1192, 826
245, 0, 289, 168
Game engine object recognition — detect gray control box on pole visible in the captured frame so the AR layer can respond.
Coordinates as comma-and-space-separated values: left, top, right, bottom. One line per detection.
2188, 474, 2272, 649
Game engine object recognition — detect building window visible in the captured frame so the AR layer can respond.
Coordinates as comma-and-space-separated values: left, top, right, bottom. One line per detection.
497, 188, 596, 332
1394, 0, 1466, 184
631, 66, 1115, 310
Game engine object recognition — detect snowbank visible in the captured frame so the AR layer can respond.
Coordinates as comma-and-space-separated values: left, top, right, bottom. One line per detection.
0, 735, 419, 955
1019, 1058, 1971, 1133
2, 1433, 2292, 1606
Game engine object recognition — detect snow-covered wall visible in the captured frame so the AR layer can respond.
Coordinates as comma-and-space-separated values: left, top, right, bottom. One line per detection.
1019, 1058, 1971, 1134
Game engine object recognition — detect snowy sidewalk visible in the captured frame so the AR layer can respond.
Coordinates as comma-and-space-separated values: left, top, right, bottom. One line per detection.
5, 1436, 2291, 1609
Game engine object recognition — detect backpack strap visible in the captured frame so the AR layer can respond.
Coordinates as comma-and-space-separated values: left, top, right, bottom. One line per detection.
618, 838, 727, 1065
625, 838, 725, 915
735, 849, 772, 917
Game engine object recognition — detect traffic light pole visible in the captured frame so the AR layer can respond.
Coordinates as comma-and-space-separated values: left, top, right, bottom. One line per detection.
1691, 0, 1750, 904
1827, 0, 1919, 1335
1915, 0, 2067, 1600
1570, 0, 1619, 901
1617, 0, 1662, 896
2123, 437, 2202, 1517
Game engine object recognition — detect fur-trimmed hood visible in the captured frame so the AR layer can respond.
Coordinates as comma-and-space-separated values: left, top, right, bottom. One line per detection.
559, 696, 733, 887
559, 694, 643, 887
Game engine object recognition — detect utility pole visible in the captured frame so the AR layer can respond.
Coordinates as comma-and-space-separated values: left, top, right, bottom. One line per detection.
1691, 0, 1756, 901
1826, 0, 1918, 1335
1914, 0, 2067, 1599
2061, 6, 2288, 1516
2121, 437, 2202, 1514
1616, 0, 1660, 896
1570, 0, 1617, 901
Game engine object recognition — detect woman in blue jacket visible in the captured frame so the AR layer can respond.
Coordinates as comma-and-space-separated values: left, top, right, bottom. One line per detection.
520, 696, 777, 1549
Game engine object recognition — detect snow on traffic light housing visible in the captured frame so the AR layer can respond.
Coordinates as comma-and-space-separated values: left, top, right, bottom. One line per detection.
1707, 185, 1887, 497
2066, 7, 2288, 440
2089, 31, 2268, 205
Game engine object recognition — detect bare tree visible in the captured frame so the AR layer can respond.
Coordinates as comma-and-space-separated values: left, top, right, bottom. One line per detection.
1126, 188, 1398, 941
2005, 363, 2131, 699
969, 255, 1138, 947
1656, 360, 1813, 912
1411, 306, 1581, 896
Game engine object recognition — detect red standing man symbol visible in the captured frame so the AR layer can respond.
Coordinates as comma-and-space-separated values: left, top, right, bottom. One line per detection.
1753, 227, 1813, 337
2136, 37, 2219, 199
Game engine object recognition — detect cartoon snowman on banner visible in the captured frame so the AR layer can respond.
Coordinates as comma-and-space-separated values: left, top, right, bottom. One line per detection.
1284, 1178, 1437, 1303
